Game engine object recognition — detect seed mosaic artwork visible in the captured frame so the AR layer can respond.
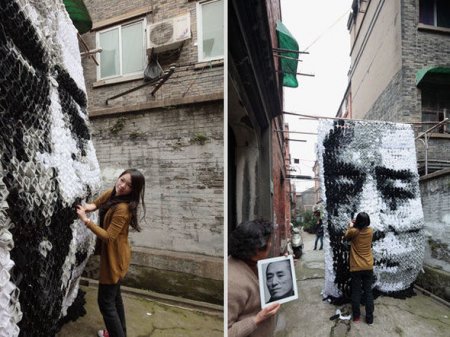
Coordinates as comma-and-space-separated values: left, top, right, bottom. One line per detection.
0, 0, 101, 336
317, 119, 425, 301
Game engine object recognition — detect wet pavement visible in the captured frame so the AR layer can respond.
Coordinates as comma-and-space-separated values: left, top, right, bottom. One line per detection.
274, 231, 450, 337
56, 281, 223, 337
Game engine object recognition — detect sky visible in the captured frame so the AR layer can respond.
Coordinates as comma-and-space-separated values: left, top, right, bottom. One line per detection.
280, 0, 353, 192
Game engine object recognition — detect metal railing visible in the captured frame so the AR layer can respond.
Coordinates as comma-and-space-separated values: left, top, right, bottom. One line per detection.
415, 118, 449, 175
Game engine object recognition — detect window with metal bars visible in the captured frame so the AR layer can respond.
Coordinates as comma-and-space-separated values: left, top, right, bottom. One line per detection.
421, 84, 450, 133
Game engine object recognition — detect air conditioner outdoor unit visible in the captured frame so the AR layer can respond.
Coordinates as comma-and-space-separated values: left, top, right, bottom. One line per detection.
147, 13, 191, 53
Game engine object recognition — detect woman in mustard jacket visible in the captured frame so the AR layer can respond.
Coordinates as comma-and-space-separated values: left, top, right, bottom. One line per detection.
76, 168, 146, 337
344, 212, 374, 325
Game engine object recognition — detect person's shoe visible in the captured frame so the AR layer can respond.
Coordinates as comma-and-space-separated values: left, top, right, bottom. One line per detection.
353, 316, 360, 322
313, 248, 317, 250
98, 330, 109, 337
366, 317, 373, 325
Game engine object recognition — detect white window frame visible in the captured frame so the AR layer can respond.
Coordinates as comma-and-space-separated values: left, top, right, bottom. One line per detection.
96, 18, 147, 81
196, 0, 224, 62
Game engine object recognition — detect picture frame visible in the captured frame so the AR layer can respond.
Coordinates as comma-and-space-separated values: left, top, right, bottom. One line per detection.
257, 255, 298, 308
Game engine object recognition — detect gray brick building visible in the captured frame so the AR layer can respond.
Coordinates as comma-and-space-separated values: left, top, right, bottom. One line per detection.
339, 0, 450, 173
337, 0, 450, 300
80, 0, 224, 304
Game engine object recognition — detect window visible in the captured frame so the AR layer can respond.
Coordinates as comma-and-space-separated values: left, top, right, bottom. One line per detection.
197, 0, 224, 61
419, 0, 450, 29
96, 20, 146, 80
421, 85, 450, 133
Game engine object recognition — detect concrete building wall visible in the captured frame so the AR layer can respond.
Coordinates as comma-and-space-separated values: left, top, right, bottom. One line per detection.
419, 169, 450, 271
90, 101, 223, 256
300, 187, 316, 212
349, 0, 402, 119
313, 160, 321, 205
417, 169, 450, 300
295, 187, 315, 213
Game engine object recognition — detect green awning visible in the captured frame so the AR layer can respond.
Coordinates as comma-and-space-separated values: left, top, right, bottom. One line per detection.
63, 0, 92, 34
416, 66, 450, 86
276, 21, 299, 88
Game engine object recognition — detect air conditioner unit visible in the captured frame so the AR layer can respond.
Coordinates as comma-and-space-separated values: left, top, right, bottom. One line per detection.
147, 13, 191, 53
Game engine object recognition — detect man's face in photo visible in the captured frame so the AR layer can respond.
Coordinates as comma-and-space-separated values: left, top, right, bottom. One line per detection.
318, 120, 425, 297
266, 260, 293, 301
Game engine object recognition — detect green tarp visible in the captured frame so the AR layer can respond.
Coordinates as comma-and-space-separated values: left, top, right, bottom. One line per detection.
276, 21, 299, 88
63, 0, 92, 34
416, 66, 450, 86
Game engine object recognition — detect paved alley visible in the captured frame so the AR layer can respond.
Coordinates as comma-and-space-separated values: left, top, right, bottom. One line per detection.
56, 282, 223, 337
274, 231, 450, 337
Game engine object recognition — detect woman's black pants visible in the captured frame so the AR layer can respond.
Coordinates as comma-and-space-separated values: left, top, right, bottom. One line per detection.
350, 270, 374, 323
98, 283, 126, 337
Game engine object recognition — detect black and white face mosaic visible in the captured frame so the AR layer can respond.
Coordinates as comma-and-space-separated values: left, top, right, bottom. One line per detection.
317, 119, 425, 299
0, 1, 101, 336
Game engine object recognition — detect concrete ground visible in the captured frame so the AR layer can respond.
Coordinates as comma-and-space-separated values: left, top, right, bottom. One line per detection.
275, 231, 450, 337
56, 282, 223, 337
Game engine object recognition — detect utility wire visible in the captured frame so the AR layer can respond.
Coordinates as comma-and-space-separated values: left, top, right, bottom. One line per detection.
303, 10, 350, 51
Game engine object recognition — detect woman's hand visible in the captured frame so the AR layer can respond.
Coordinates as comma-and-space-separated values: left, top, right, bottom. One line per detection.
254, 303, 281, 325
76, 205, 89, 224
83, 203, 97, 213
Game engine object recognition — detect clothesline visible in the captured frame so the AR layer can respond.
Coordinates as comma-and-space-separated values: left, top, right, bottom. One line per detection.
283, 111, 446, 125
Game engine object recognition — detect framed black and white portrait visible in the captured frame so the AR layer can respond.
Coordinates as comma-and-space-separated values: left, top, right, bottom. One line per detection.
257, 255, 298, 308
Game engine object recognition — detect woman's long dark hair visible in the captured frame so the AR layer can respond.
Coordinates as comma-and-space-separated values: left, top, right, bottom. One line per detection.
99, 169, 146, 231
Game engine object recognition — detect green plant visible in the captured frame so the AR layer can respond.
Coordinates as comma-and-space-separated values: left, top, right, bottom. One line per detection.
190, 132, 209, 145
129, 131, 146, 140
300, 210, 317, 233
110, 117, 126, 135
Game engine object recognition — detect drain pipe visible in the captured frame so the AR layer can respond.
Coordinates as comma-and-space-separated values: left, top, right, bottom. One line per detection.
414, 284, 450, 308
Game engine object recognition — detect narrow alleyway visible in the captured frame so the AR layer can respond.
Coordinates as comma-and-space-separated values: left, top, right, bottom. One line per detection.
57, 283, 223, 337
274, 231, 450, 337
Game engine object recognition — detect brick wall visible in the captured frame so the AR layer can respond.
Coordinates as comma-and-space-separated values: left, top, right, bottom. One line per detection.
82, 0, 223, 109
271, 117, 289, 254
364, 70, 405, 122
79, 0, 224, 301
